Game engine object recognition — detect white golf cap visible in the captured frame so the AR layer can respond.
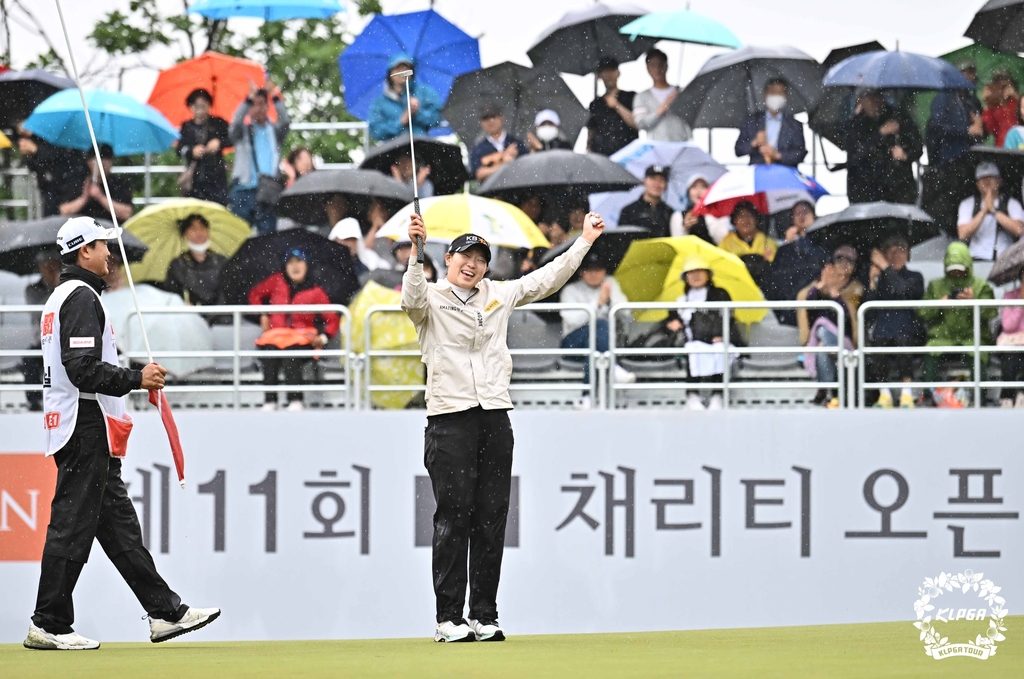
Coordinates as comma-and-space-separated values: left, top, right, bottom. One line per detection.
946, 263, 968, 273
328, 217, 362, 242
56, 216, 121, 255
534, 109, 560, 127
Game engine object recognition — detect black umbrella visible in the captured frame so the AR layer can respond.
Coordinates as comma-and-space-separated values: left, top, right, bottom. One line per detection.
989, 236, 1024, 285
526, 3, 654, 77
220, 230, 360, 306
810, 43, 887, 147
359, 135, 468, 196
477, 150, 640, 199
969, 145, 1024, 202
0, 216, 147, 275
805, 202, 937, 255
0, 69, 74, 130
276, 169, 413, 228
965, 0, 1024, 55
672, 45, 824, 129
538, 226, 649, 273
443, 62, 589, 145
822, 42, 887, 71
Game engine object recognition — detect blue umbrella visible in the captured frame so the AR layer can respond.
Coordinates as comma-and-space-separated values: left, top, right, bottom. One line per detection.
23, 89, 179, 156
340, 10, 480, 122
189, 0, 343, 21
824, 51, 975, 91
619, 9, 740, 48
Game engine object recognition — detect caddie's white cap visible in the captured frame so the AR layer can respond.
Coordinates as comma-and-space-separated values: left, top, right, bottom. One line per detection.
534, 109, 560, 127
328, 217, 362, 242
56, 216, 121, 255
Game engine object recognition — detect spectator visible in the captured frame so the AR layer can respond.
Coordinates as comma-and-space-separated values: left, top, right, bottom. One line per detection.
845, 89, 922, 205
718, 201, 777, 286
391, 241, 414, 271
527, 109, 573, 152
368, 54, 441, 143
20, 250, 61, 410
17, 123, 85, 216
178, 89, 230, 205
586, 57, 638, 156
633, 49, 691, 142
862, 235, 926, 408
763, 200, 828, 326
559, 253, 634, 384
664, 257, 743, 410
58, 144, 134, 222
249, 248, 339, 411
1003, 95, 1024, 149
161, 214, 228, 311
797, 245, 861, 408
673, 174, 730, 244
282, 147, 315, 187
470, 101, 529, 182
390, 152, 434, 198
734, 78, 807, 167
919, 242, 996, 403
997, 269, 1024, 408
566, 203, 588, 236
538, 206, 572, 248
957, 162, 1024, 261
981, 69, 1019, 147
517, 193, 546, 223
618, 165, 673, 237
228, 79, 291, 236
330, 217, 391, 284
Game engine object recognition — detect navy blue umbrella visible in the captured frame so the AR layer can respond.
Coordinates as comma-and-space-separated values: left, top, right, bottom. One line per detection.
824, 51, 974, 91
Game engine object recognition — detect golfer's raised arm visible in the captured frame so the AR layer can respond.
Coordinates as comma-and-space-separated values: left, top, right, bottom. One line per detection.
401, 213, 429, 324
512, 212, 604, 306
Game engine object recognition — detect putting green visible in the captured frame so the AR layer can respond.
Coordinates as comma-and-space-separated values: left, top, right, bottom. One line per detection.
2, 617, 1021, 679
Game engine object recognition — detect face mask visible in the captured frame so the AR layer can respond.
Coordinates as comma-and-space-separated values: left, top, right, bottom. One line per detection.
188, 239, 211, 254
765, 94, 787, 112
536, 125, 559, 143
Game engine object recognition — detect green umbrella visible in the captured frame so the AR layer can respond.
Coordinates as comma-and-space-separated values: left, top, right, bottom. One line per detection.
619, 9, 740, 48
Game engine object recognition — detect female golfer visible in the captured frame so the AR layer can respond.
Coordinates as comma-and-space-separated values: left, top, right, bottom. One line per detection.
402, 212, 605, 642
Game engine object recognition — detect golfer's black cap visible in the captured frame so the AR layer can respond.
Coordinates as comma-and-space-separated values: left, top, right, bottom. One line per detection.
479, 101, 503, 119
597, 57, 619, 73
645, 164, 669, 179
448, 234, 491, 262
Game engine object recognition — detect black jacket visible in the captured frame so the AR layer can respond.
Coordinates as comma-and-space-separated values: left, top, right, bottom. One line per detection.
619, 197, 673, 238
57, 265, 142, 397
844, 106, 923, 205
162, 251, 228, 307
862, 266, 925, 343
179, 116, 230, 204
666, 283, 745, 347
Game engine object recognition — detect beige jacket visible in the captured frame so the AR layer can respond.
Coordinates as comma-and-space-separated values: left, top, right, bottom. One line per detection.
401, 237, 592, 416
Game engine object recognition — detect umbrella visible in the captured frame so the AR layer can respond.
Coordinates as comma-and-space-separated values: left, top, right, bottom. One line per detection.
809, 42, 887, 147
824, 51, 974, 91
989, 236, 1024, 285
123, 198, 252, 283
672, 46, 824, 129
0, 131, 10, 149
276, 169, 413, 227
220, 229, 360, 306
804, 202, 937, 256
616, 236, 766, 324
966, 0, 1024, 54
968, 146, 1024, 202
189, 0, 343, 20
377, 194, 550, 250
619, 9, 740, 48
477, 149, 640, 199
0, 69, 75, 129
444, 62, 588, 144
694, 165, 828, 218
0, 216, 147, 275
348, 280, 424, 410
23, 89, 179, 155
339, 9, 480, 122
359, 135, 468, 196
527, 3, 654, 77
539, 226, 649, 272
147, 51, 271, 129
822, 42, 886, 71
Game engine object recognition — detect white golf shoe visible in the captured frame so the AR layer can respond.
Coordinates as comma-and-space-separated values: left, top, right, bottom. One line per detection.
23, 623, 99, 650
468, 618, 505, 642
434, 619, 476, 643
149, 606, 221, 643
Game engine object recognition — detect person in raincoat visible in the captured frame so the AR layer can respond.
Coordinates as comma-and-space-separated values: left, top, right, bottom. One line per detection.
368, 54, 442, 143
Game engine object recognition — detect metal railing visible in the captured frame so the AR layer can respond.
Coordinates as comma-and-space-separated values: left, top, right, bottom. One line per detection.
857, 299, 1024, 408
607, 300, 847, 409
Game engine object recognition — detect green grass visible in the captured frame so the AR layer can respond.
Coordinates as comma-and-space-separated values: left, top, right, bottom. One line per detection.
2, 617, 1021, 678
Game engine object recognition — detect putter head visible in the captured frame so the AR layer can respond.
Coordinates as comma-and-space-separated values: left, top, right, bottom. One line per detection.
393, 69, 414, 79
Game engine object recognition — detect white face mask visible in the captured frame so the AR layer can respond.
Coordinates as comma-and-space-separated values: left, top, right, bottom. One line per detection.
536, 125, 559, 143
765, 94, 787, 112
188, 239, 211, 254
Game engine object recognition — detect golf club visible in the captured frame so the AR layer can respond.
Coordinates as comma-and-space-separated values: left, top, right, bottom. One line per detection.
398, 69, 425, 264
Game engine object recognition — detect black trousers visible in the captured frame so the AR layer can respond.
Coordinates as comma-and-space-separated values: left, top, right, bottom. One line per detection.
424, 407, 514, 624
260, 346, 311, 404
32, 401, 186, 634
1000, 352, 1024, 399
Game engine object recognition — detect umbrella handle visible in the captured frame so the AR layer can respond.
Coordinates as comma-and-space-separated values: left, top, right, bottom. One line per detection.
414, 196, 424, 264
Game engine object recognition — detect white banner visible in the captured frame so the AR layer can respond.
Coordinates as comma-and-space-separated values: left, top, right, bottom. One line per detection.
1, 410, 1021, 642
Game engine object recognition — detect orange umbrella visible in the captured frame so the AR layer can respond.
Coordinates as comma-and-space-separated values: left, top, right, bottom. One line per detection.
148, 51, 276, 128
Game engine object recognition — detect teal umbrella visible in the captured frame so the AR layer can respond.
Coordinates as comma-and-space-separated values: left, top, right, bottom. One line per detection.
619, 9, 740, 48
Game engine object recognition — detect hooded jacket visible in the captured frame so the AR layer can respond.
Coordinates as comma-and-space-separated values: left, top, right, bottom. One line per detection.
368, 79, 442, 142
248, 272, 340, 338
919, 242, 996, 344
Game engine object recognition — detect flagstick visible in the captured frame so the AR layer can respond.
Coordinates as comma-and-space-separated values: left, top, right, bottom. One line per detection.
401, 72, 424, 263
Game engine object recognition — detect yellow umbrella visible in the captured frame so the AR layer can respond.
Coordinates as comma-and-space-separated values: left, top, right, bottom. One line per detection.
377, 194, 550, 249
124, 198, 252, 282
616, 236, 767, 324
0, 130, 11, 149
348, 281, 424, 410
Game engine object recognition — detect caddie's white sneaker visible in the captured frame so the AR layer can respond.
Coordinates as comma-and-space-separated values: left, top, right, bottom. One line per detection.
468, 618, 505, 642
23, 623, 99, 650
434, 619, 475, 643
149, 607, 221, 643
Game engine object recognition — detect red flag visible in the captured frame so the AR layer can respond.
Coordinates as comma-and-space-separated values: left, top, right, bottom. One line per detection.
149, 389, 185, 489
